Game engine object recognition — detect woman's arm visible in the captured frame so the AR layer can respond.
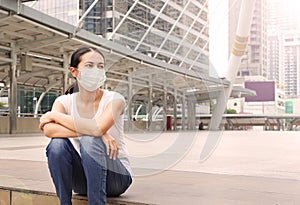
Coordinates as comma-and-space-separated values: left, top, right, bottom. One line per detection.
40, 97, 122, 158
40, 99, 80, 138
41, 99, 125, 137
43, 122, 79, 138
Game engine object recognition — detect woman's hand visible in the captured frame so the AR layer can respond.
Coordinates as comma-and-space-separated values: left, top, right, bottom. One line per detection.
39, 112, 55, 130
101, 133, 119, 160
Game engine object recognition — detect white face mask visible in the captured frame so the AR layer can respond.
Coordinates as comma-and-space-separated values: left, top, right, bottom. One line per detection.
77, 68, 106, 92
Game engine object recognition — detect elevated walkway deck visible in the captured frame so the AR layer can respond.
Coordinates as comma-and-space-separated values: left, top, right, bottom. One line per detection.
2, 159, 300, 205
0, 185, 146, 205
2, 131, 300, 204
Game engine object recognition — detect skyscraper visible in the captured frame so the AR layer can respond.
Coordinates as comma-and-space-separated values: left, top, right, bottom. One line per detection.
266, 0, 300, 96
227, 0, 286, 115
229, 0, 267, 79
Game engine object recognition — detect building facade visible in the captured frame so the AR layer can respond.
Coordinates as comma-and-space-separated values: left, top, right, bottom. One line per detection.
229, 0, 267, 78
227, 0, 272, 115
266, 0, 300, 97
27, 0, 210, 75
227, 0, 300, 115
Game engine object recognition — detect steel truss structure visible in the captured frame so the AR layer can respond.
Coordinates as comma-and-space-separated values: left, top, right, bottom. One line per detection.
0, 0, 254, 133
82, 0, 210, 72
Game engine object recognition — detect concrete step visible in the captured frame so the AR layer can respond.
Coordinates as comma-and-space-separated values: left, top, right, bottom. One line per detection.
0, 186, 152, 205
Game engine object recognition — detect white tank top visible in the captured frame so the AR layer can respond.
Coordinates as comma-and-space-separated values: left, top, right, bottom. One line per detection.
55, 89, 132, 175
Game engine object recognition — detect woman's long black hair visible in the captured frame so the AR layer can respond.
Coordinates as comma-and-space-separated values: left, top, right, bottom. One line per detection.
64, 47, 105, 95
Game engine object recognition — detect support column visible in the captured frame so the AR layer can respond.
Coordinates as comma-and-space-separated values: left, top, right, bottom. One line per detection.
147, 84, 153, 131
187, 99, 195, 130
210, 0, 255, 130
127, 74, 133, 131
62, 53, 69, 94
182, 95, 186, 130
173, 91, 177, 131
9, 43, 17, 134
163, 87, 167, 131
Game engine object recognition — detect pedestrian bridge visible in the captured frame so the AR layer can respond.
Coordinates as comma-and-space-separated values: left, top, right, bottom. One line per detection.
196, 113, 300, 131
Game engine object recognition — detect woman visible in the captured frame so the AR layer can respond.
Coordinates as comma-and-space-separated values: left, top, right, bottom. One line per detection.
39, 47, 132, 205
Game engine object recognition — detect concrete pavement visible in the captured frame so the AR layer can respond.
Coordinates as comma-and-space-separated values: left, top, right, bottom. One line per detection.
1, 131, 300, 204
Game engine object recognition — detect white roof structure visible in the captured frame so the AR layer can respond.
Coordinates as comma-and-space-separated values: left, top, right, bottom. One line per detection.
0, 0, 233, 96
0, 0, 255, 133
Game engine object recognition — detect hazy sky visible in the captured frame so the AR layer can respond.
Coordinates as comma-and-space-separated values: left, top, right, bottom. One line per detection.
208, 0, 300, 79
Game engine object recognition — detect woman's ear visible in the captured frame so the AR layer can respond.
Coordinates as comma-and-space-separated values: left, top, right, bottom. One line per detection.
70, 67, 78, 78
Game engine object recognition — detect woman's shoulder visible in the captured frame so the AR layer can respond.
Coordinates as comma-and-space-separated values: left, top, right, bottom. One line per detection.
55, 93, 75, 109
103, 90, 125, 101
56, 93, 73, 102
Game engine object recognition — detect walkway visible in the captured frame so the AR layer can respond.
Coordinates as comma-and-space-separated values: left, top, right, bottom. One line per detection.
1, 131, 300, 204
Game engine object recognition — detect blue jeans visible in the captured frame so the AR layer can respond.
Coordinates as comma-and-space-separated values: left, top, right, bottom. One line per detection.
46, 137, 132, 205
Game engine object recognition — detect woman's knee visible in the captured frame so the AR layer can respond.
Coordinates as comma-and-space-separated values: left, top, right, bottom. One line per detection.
46, 138, 70, 158
80, 136, 107, 170
107, 174, 132, 197
80, 136, 106, 155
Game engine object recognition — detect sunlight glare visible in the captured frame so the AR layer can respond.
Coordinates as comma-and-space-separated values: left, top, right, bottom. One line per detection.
284, 0, 300, 17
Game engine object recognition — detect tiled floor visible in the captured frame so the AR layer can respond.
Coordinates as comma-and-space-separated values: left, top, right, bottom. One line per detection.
1, 131, 300, 204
